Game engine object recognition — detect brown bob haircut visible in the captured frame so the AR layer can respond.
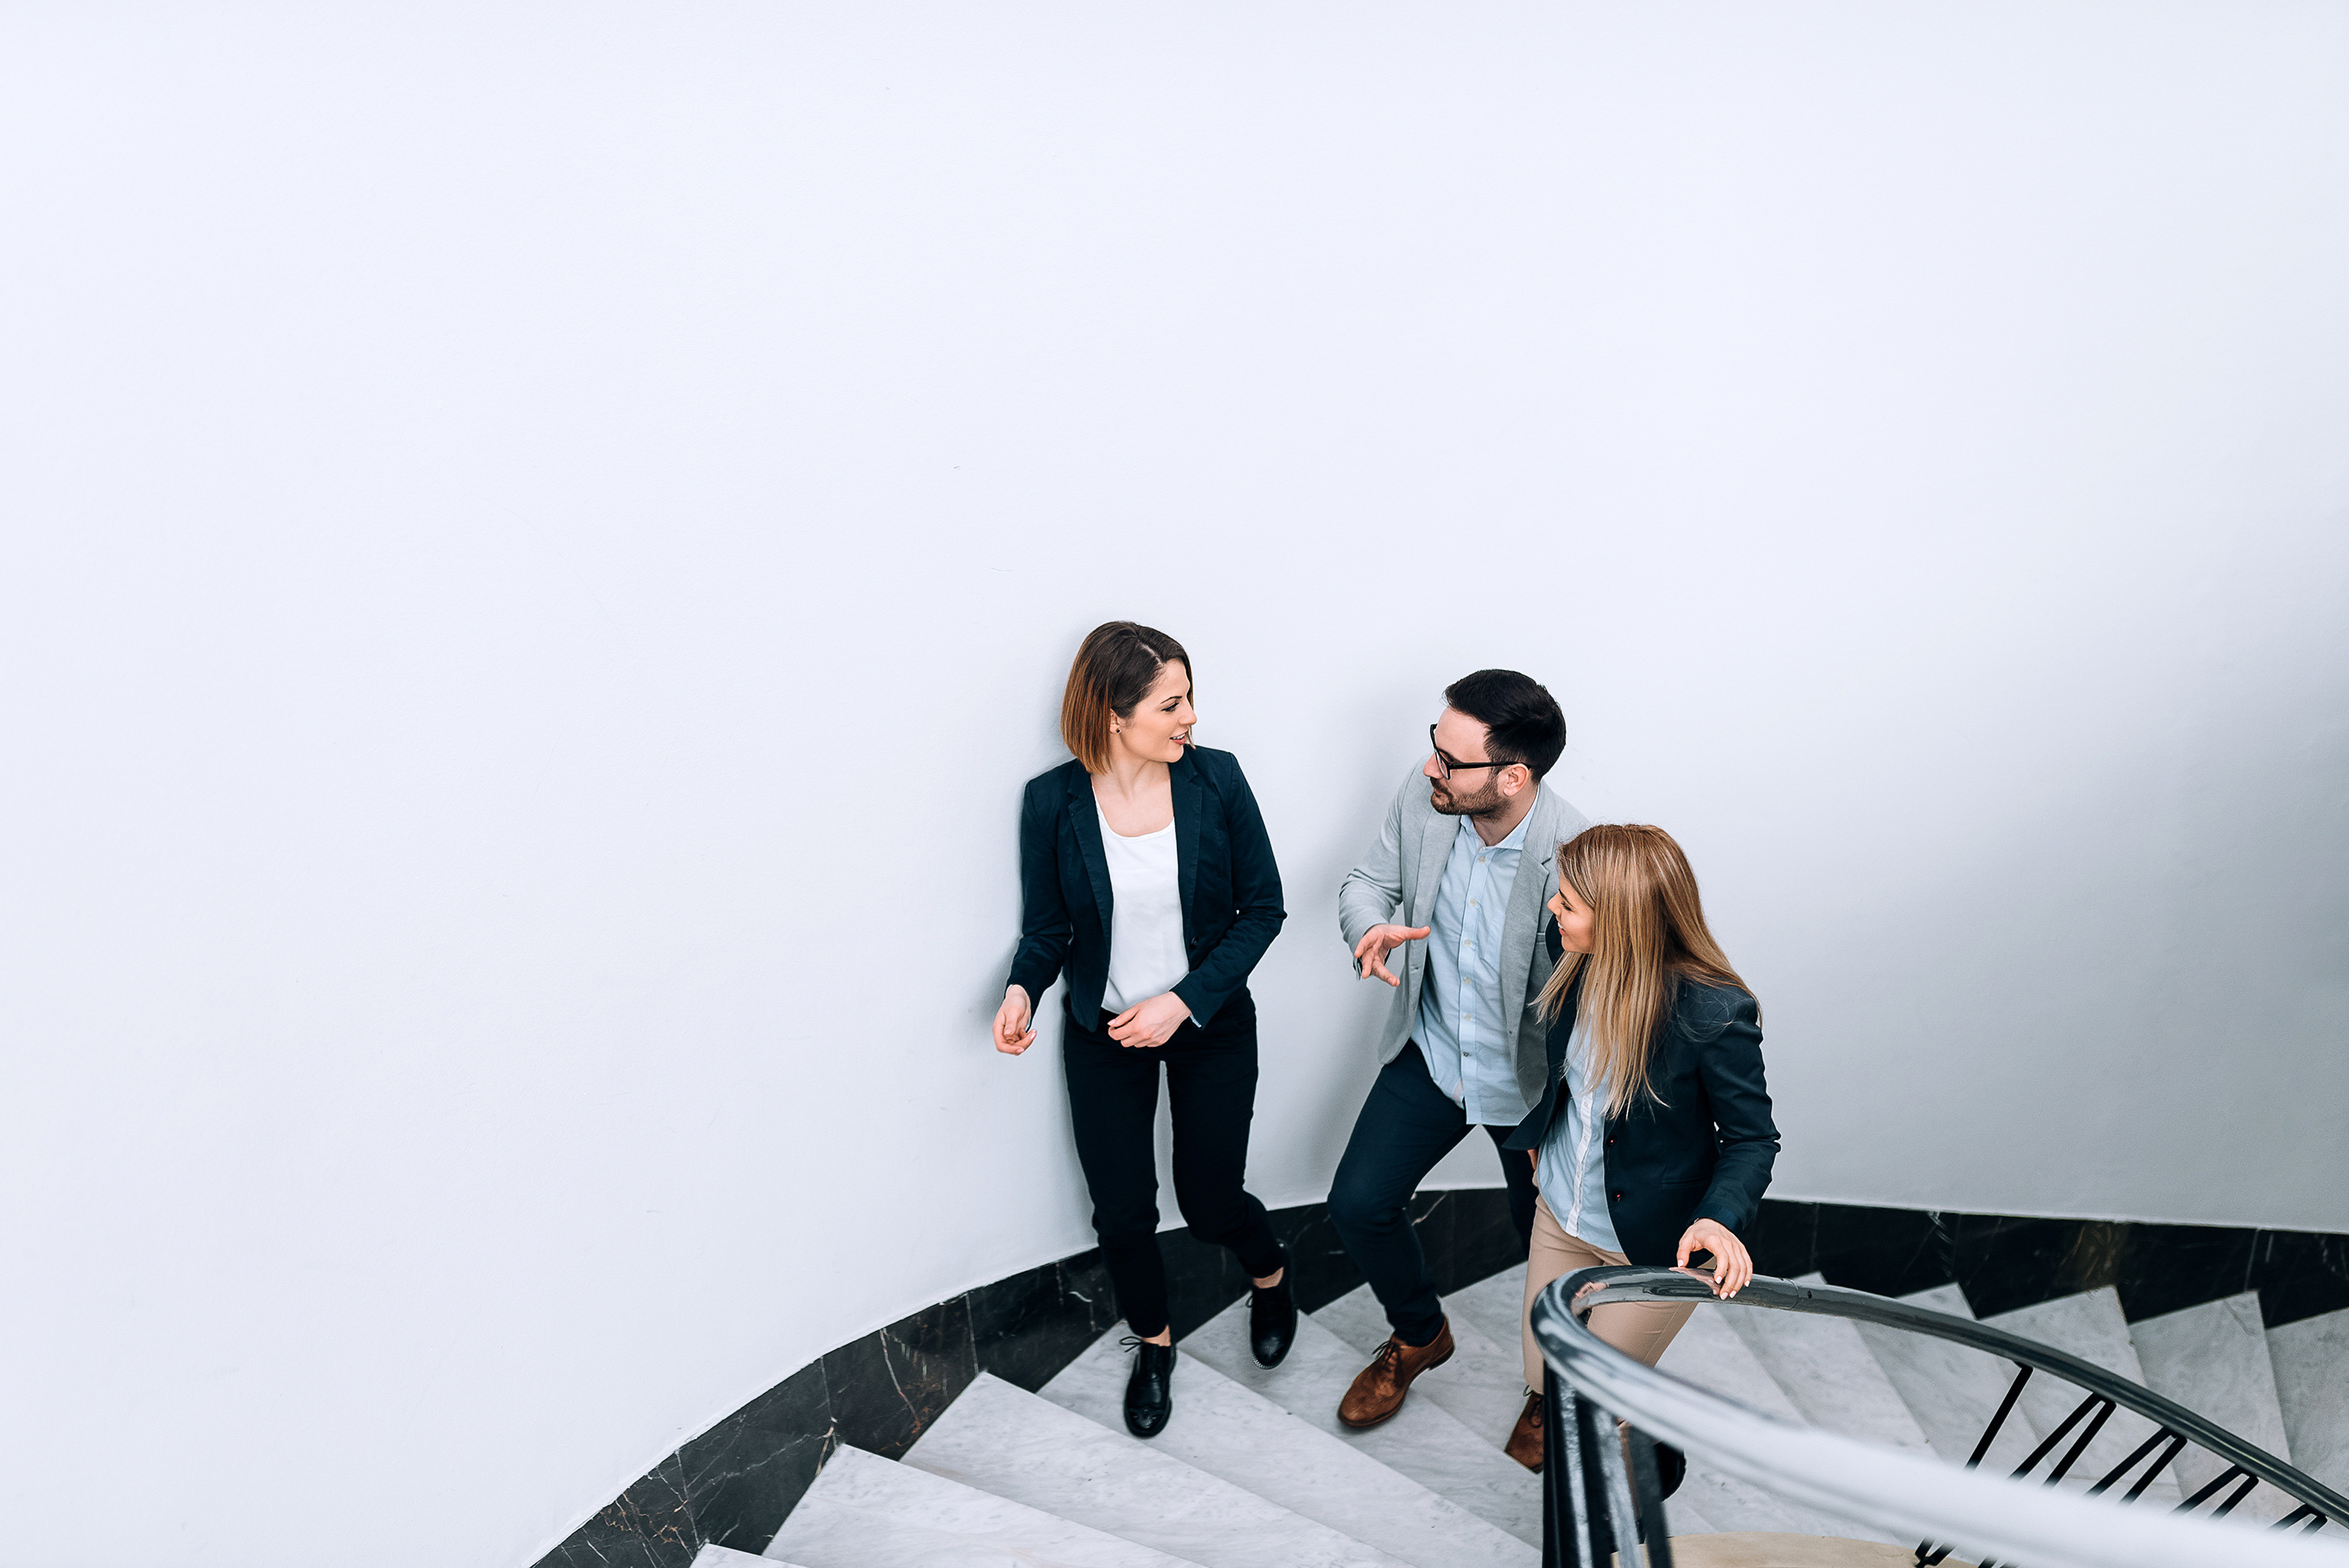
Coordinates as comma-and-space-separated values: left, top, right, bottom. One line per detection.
1060, 621, 1192, 773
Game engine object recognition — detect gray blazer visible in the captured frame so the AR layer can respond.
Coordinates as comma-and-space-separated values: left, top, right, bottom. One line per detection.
1336, 766, 1592, 1108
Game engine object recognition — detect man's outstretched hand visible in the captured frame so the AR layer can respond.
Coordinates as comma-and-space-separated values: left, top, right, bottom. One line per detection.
1352, 923, 1431, 986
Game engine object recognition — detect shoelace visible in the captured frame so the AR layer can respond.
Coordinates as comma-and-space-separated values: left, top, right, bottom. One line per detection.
1369, 1336, 1404, 1372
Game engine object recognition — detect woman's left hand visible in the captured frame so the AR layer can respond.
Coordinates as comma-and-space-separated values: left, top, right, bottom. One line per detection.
1107, 993, 1192, 1049
1675, 1218, 1753, 1298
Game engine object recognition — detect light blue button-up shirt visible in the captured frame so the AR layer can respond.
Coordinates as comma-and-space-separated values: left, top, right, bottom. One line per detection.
1414, 810, 1534, 1127
1537, 1018, 1623, 1252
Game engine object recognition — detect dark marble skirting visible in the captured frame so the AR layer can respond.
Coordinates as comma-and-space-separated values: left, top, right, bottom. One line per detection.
532, 1193, 2349, 1567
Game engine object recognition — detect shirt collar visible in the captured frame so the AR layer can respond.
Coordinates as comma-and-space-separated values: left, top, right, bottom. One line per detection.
1456, 805, 1534, 854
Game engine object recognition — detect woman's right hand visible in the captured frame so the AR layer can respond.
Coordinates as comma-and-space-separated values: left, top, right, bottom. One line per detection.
994, 985, 1037, 1054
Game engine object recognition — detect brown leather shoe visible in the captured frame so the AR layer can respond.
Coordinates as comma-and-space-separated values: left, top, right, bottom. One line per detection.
1337, 1319, 1455, 1429
1504, 1390, 1545, 1472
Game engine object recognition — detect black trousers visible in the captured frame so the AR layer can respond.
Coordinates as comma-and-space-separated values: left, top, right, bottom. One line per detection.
1061, 993, 1284, 1339
1329, 1042, 1539, 1347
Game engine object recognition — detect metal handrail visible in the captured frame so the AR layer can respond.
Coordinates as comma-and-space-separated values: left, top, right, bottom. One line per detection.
1530, 1265, 2348, 1568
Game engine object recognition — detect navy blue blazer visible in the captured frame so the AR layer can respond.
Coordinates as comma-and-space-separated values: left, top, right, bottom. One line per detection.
1504, 944, 1780, 1266
1007, 747, 1286, 1027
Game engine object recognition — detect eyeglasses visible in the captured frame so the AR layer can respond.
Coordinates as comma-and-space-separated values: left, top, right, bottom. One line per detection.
1429, 724, 1514, 780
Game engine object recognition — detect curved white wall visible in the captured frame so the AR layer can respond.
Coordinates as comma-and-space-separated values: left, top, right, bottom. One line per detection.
2, 4, 2344, 1565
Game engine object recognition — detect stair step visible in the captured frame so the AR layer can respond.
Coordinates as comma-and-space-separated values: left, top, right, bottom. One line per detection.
1443, 1261, 1532, 1355
906, 1370, 1412, 1567
1320, 1280, 1728, 1538
1852, 1284, 2045, 1475
696, 1548, 806, 1568
2268, 1308, 2349, 1497
1655, 1306, 1900, 1545
1185, 1296, 1545, 1545
763, 1443, 1201, 1567
2130, 1292, 2298, 1523
1040, 1327, 1535, 1568
1455, 1260, 1885, 1543
1979, 1288, 2181, 1505
1727, 1275, 1937, 1460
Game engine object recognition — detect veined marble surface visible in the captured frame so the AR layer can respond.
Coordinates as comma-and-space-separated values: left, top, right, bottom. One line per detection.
1853, 1283, 2045, 1475
2268, 1308, 2349, 1497
2131, 1292, 2298, 1522
1185, 1299, 1546, 1545
1655, 1307, 1899, 1545
1445, 1262, 1530, 1356
763, 1444, 1200, 1568
1039, 1327, 1536, 1568
1322, 1278, 1729, 1538
696, 1548, 801, 1568
1981, 1288, 2180, 1505
906, 1371, 1410, 1568
1723, 1275, 1936, 1456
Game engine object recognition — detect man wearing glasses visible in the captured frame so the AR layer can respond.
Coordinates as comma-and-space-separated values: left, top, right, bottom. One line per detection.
1329, 669, 1587, 1430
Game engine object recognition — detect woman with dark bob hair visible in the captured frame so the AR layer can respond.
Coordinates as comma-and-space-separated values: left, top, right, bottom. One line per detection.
994, 622, 1291, 1439
1500, 823, 1780, 1481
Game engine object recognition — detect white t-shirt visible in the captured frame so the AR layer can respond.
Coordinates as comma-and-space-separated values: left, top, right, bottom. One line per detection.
1098, 807, 1188, 1014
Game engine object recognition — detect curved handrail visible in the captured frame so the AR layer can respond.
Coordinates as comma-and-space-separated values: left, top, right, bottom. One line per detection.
1532, 1266, 2346, 1568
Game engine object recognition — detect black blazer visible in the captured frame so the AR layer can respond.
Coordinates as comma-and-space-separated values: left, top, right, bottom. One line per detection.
1504, 939, 1780, 1266
1007, 747, 1286, 1027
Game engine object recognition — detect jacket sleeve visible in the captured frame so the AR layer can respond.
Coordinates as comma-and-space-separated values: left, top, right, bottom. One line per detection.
1337, 768, 1417, 966
1171, 761, 1286, 1026
1688, 989, 1779, 1236
1005, 779, 1073, 1004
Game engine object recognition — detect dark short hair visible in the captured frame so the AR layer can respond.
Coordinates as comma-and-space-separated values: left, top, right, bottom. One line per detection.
1060, 622, 1192, 773
1443, 669, 1567, 779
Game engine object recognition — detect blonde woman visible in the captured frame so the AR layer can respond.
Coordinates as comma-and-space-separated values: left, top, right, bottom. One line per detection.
1500, 824, 1780, 1479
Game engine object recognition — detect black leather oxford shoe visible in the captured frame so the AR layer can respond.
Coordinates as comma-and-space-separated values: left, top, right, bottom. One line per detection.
1249, 1250, 1297, 1368
1123, 1336, 1175, 1437
1656, 1439, 1687, 1498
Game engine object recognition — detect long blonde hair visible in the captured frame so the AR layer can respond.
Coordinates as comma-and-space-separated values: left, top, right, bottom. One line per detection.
1535, 824, 1755, 1115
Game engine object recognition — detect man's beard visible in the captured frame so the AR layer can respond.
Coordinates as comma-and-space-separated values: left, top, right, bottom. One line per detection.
1430, 777, 1506, 817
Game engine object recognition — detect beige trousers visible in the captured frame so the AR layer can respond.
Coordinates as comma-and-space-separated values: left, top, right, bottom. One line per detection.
1521, 1195, 1696, 1390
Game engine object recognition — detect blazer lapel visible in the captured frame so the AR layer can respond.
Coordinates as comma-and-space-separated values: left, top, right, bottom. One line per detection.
1064, 766, 1113, 939
1170, 750, 1202, 942
1413, 803, 1452, 927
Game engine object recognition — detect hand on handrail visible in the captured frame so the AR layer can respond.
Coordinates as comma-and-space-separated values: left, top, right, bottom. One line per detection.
1676, 1218, 1753, 1297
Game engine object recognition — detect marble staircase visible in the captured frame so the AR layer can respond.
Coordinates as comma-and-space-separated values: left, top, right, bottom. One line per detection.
715, 1265, 2349, 1568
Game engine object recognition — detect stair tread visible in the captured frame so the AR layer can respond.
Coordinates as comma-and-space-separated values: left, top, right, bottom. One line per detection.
1455, 1260, 1889, 1542
696, 1548, 806, 1568
1979, 1287, 2181, 1505
1853, 1284, 2045, 1476
1040, 1326, 1535, 1568
2130, 1292, 2298, 1522
906, 1371, 1412, 1567
1730, 1275, 1936, 1458
1320, 1281, 1727, 1538
1185, 1296, 1545, 1545
1655, 1307, 1900, 1545
1444, 1262, 1533, 1355
763, 1444, 1200, 1568
2268, 1308, 2349, 1498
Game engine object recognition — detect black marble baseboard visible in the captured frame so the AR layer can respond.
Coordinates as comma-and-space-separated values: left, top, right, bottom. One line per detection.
1749, 1199, 2349, 1330
532, 1191, 2349, 1567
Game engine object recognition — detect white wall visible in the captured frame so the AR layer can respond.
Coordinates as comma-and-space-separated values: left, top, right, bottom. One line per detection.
2, 4, 2344, 1565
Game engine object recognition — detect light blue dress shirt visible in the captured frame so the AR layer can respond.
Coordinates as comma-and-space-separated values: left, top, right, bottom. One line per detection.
1414, 810, 1533, 1127
1537, 1018, 1623, 1252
